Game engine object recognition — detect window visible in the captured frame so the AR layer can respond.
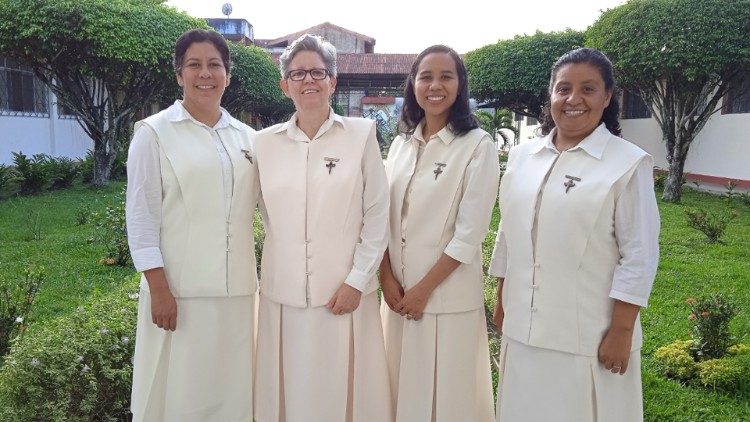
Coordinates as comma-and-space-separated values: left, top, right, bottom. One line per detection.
0, 58, 49, 116
723, 74, 750, 114
514, 112, 523, 122
526, 115, 538, 125
622, 90, 651, 119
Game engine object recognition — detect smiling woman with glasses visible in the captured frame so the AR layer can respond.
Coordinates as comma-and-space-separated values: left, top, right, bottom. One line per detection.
253, 34, 393, 422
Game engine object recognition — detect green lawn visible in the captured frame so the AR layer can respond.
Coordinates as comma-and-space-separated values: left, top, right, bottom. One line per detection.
0, 184, 748, 420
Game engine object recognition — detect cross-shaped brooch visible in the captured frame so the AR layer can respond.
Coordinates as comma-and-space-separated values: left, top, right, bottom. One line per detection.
324, 157, 340, 174
433, 162, 447, 180
241, 149, 253, 164
564, 175, 581, 193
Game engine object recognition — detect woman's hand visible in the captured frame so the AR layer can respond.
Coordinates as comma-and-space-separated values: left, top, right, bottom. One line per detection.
598, 326, 633, 375
143, 267, 177, 331
598, 300, 640, 375
395, 284, 432, 321
381, 273, 404, 312
326, 283, 363, 315
150, 288, 178, 331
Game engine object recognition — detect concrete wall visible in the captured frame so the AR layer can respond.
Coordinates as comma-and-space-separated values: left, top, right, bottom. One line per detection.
0, 91, 92, 164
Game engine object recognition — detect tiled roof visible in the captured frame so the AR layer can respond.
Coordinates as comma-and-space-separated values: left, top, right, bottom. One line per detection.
266, 22, 375, 47
337, 53, 416, 75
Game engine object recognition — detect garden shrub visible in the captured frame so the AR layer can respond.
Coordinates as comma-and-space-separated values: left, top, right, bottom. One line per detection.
0, 265, 44, 357
78, 151, 95, 185
0, 164, 21, 198
12, 152, 50, 195
685, 207, 738, 243
696, 353, 750, 392
43, 155, 80, 190
687, 294, 736, 360
653, 171, 667, 191
654, 340, 697, 381
91, 187, 131, 267
0, 276, 139, 422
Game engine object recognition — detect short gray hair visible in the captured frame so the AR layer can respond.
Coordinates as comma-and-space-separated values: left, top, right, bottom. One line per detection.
279, 34, 337, 78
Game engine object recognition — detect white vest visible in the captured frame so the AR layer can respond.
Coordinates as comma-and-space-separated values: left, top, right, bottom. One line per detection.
135, 108, 259, 297
500, 125, 651, 356
254, 116, 378, 307
386, 128, 496, 313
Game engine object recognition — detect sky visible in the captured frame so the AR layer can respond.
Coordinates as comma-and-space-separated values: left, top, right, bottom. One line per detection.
166, 0, 628, 54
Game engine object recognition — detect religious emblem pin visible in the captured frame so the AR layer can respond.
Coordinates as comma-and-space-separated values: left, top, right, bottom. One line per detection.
241, 149, 253, 164
433, 162, 447, 180
564, 175, 581, 193
324, 157, 340, 174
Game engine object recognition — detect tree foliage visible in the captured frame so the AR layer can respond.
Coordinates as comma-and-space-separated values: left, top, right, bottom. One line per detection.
587, 0, 750, 202
223, 42, 293, 125
0, 0, 206, 185
465, 30, 584, 119
475, 108, 517, 149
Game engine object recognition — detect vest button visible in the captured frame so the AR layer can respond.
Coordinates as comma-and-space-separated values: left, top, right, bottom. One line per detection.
530, 284, 539, 290
530, 306, 538, 312
305, 271, 311, 276
533, 263, 541, 268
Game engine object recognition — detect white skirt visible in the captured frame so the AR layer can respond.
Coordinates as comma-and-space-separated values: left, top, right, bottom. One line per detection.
381, 304, 494, 422
254, 292, 393, 422
130, 289, 255, 422
496, 336, 643, 422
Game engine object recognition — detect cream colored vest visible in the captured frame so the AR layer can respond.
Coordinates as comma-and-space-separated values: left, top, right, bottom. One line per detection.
386, 128, 495, 313
254, 116, 377, 307
135, 108, 259, 298
500, 126, 650, 356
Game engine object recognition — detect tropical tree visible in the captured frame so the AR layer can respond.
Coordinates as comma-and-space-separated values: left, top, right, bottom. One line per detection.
475, 108, 517, 149
223, 42, 294, 126
587, 0, 750, 202
465, 30, 585, 120
0, 0, 205, 186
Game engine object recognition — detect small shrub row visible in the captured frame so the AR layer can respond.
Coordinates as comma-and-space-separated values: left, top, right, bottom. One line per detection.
1, 149, 128, 199
89, 187, 132, 267
0, 276, 139, 422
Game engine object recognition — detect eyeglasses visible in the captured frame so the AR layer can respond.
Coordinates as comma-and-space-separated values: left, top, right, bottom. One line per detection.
286, 68, 330, 81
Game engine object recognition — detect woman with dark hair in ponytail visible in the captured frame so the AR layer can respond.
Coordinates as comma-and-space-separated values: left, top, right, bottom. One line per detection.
489, 48, 660, 421
380, 44, 499, 421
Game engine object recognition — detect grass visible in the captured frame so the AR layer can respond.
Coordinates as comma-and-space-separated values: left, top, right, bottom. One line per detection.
0, 182, 133, 323
1, 183, 748, 420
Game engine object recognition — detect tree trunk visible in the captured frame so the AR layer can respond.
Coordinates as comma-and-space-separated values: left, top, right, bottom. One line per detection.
91, 132, 118, 187
662, 135, 690, 203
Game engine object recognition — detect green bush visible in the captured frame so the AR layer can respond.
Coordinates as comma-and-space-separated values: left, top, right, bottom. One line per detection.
0, 164, 21, 198
12, 152, 50, 195
43, 155, 80, 190
0, 276, 138, 422
685, 207, 738, 243
654, 171, 667, 191
654, 340, 697, 381
687, 294, 737, 360
91, 188, 131, 267
696, 353, 750, 392
0, 265, 44, 357
78, 151, 95, 185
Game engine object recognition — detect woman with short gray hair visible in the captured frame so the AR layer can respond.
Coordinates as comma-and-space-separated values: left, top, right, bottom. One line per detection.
253, 34, 393, 422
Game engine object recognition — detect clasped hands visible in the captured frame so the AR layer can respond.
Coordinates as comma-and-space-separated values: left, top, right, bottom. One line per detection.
381, 275, 430, 321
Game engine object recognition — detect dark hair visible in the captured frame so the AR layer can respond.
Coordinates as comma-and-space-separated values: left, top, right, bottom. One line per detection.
173, 29, 232, 75
399, 45, 478, 137
539, 47, 621, 137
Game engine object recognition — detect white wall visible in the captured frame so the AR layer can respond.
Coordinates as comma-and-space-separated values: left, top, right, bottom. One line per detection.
621, 112, 750, 183
0, 93, 92, 164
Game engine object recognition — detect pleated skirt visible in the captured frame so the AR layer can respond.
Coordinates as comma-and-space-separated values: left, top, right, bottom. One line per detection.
495, 336, 643, 422
381, 304, 495, 422
254, 292, 393, 422
130, 289, 255, 422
